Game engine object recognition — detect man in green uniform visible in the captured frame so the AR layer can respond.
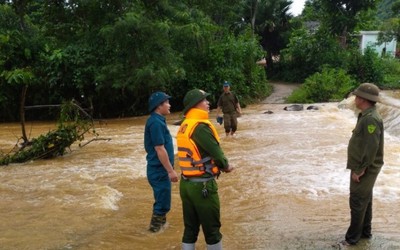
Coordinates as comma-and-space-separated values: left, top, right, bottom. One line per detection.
340, 83, 384, 246
216, 81, 241, 137
177, 89, 234, 250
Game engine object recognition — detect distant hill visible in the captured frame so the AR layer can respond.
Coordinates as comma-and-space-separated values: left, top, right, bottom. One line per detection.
377, 0, 395, 20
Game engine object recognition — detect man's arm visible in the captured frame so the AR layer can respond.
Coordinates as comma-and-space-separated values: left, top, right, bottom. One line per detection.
216, 95, 223, 117
236, 102, 242, 114
216, 106, 222, 117
154, 145, 178, 182
352, 116, 382, 182
359, 116, 382, 169
192, 124, 233, 172
234, 94, 241, 114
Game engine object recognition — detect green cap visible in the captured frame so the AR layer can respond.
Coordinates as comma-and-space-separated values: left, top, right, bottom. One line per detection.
182, 89, 210, 115
353, 83, 380, 102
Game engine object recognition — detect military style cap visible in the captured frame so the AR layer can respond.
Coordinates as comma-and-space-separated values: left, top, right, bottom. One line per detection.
148, 91, 171, 112
353, 83, 380, 102
183, 89, 210, 115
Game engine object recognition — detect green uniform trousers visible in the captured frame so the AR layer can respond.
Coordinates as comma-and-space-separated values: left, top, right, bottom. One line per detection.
345, 168, 380, 244
180, 178, 222, 245
223, 112, 238, 134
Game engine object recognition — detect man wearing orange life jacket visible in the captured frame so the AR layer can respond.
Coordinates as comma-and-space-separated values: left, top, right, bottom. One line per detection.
177, 89, 234, 250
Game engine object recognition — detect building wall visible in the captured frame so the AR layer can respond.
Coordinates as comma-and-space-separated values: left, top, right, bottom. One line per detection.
359, 31, 397, 57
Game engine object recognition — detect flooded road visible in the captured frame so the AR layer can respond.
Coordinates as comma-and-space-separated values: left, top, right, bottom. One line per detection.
0, 89, 400, 250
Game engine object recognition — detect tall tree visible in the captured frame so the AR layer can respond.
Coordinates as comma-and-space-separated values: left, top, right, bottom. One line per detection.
377, 0, 400, 49
1, 0, 269, 120
242, 0, 293, 69
319, 0, 378, 46
0, 2, 44, 142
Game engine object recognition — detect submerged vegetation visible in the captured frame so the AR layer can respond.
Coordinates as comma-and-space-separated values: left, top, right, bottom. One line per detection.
0, 101, 96, 165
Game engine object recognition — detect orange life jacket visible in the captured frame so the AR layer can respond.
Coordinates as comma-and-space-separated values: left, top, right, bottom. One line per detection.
177, 108, 220, 177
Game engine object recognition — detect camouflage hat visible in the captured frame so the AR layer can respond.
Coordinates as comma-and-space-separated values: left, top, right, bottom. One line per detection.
182, 89, 210, 115
353, 83, 380, 102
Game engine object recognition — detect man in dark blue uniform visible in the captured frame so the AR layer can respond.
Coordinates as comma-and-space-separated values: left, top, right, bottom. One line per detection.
144, 91, 178, 232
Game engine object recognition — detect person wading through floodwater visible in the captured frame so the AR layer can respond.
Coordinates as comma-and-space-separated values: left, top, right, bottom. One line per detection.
144, 91, 178, 233
177, 89, 234, 250
216, 81, 242, 137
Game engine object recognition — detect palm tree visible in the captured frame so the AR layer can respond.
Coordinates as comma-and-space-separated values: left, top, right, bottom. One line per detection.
242, 0, 293, 69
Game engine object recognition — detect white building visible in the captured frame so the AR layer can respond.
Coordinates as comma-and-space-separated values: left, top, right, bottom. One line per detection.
358, 31, 397, 57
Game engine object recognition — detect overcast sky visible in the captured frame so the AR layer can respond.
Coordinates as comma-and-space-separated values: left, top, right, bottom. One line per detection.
289, 0, 306, 16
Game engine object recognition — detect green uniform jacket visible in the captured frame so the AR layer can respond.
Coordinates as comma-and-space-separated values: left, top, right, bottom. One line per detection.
347, 106, 384, 175
192, 123, 229, 173
217, 92, 239, 114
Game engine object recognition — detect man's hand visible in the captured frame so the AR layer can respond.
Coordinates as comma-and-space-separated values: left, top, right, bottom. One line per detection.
168, 170, 179, 182
216, 116, 223, 125
222, 165, 234, 173
351, 169, 366, 183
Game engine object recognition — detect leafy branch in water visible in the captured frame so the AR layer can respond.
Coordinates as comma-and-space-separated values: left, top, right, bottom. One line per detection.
0, 101, 97, 166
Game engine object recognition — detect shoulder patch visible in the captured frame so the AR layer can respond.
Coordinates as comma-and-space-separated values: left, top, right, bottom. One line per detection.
368, 124, 376, 134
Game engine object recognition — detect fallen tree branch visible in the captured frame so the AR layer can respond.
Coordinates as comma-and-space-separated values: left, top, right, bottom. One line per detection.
79, 138, 112, 148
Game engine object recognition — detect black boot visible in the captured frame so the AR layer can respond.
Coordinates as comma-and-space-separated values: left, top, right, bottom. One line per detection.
149, 214, 166, 232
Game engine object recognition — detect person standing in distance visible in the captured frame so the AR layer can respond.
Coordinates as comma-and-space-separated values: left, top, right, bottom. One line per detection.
340, 83, 384, 246
216, 81, 241, 137
177, 89, 234, 250
144, 91, 178, 233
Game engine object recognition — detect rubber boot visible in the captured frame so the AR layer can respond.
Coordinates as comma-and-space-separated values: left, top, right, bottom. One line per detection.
207, 240, 222, 250
148, 214, 166, 232
182, 242, 195, 250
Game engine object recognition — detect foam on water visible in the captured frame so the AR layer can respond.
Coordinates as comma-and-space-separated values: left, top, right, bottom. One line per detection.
97, 185, 124, 210
228, 101, 400, 202
1, 98, 400, 249
380, 92, 400, 109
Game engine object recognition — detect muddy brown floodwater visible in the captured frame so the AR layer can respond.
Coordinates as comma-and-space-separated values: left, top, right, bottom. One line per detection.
0, 84, 399, 250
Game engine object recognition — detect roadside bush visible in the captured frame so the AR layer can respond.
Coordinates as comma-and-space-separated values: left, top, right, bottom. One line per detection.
380, 57, 400, 89
286, 67, 356, 103
275, 28, 346, 83
347, 47, 384, 85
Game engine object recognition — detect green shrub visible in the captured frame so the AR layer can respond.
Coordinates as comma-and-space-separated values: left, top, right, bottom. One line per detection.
347, 47, 384, 85
275, 28, 347, 83
287, 67, 356, 103
380, 57, 400, 89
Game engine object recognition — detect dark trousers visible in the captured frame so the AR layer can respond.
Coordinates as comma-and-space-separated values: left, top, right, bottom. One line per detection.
345, 170, 379, 244
223, 113, 238, 133
147, 166, 171, 216
180, 179, 222, 245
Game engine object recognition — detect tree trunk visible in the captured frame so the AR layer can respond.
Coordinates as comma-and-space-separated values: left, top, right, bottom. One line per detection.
20, 85, 28, 144
340, 26, 348, 48
250, 0, 258, 35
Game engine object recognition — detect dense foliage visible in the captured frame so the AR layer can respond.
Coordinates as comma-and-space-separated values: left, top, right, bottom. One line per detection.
0, 0, 275, 121
2, 0, 400, 120
277, 0, 400, 102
